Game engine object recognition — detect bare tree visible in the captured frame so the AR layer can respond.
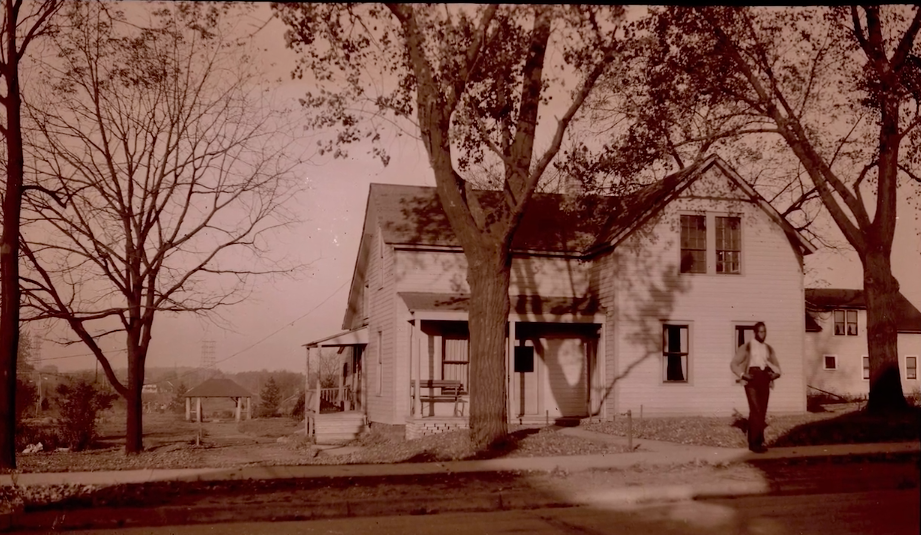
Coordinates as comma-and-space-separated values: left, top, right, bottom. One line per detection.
0, 0, 61, 470
19, 2, 306, 453
275, 4, 626, 449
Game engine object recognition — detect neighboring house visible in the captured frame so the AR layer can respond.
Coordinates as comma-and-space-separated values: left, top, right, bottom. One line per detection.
304, 155, 817, 439
805, 288, 921, 398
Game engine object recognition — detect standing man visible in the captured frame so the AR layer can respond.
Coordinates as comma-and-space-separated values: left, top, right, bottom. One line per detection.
731, 322, 781, 453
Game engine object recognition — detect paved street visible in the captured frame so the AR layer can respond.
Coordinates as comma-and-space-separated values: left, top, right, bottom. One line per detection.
62, 488, 919, 535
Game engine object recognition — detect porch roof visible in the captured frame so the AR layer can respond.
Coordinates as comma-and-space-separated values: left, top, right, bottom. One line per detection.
304, 326, 369, 348
399, 292, 600, 318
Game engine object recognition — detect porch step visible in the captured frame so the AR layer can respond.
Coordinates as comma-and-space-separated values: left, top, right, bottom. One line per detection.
312, 412, 365, 444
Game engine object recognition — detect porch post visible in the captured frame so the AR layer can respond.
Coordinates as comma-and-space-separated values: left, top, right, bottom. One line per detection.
185, 397, 190, 422
246, 396, 252, 420
413, 320, 422, 418
305, 346, 311, 427
337, 353, 345, 410
196, 397, 202, 423
314, 352, 322, 415
507, 319, 516, 423
235, 397, 242, 422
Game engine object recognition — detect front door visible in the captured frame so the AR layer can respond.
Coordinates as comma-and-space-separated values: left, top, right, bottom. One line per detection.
351, 346, 363, 410
513, 344, 539, 416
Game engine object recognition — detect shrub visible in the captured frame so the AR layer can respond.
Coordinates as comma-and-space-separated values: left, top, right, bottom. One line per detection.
16, 378, 38, 423
290, 391, 305, 420
55, 378, 118, 451
258, 377, 280, 418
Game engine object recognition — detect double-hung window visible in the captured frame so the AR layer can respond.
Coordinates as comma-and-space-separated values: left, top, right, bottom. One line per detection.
834, 310, 858, 336
862, 356, 870, 380
680, 215, 707, 274
907, 356, 918, 380
715, 217, 741, 274
442, 336, 469, 389
663, 325, 689, 382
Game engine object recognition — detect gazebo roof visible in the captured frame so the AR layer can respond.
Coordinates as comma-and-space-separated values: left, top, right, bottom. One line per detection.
184, 378, 252, 398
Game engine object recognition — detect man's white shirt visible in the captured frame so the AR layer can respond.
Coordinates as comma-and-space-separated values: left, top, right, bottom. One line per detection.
749, 339, 768, 369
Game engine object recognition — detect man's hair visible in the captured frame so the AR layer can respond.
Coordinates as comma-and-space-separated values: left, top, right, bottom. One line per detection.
754, 321, 766, 330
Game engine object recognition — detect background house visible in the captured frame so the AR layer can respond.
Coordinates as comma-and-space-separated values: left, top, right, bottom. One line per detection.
307, 156, 816, 438
805, 288, 921, 398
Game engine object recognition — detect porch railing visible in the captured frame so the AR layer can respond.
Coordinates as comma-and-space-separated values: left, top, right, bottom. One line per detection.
306, 386, 355, 414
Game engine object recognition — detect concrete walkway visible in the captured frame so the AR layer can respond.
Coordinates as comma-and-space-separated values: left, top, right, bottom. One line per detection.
2, 428, 918, 488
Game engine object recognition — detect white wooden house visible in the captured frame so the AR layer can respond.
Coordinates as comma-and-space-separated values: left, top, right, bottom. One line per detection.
805, 289, 921, 399
303, 155, 817, 440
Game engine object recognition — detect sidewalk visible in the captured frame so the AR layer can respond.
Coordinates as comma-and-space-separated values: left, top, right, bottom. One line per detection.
2, 428, 918, 488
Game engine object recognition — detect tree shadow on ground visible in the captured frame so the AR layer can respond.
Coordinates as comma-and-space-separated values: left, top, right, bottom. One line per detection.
769, 406, 920, 447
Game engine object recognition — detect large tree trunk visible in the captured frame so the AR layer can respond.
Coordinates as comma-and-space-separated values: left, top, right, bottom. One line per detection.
124, 342, 145, 453
863, 250, 907, 413
0, 13, 24, 469
466, 247, 511, 450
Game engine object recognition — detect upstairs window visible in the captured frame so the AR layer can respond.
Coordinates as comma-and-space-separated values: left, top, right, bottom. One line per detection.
715, 216, 741, 274
680, 215, 707, 274
907, 356, 917, 380
662, 324, 689, 382
834, 310, 858, 336
823, 355, 837, 370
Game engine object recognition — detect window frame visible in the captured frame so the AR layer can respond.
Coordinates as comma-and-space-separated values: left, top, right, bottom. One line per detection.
441, 335, 470, 389
833, 310, 846, 336
846, 310, 858, 336
715, 215, 742, 274
376, 330, 383, 396
862, 355, 870, 380
823, 355, 837, 370
906, 356, 917, 380
662, 323, 690, 383
679, 214, 707, 274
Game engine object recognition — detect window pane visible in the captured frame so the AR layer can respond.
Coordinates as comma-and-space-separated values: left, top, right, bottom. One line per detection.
716, 217, 741, 274
862, 356, 870, 380
907, 357, 917, 380
834, 310, 845, 335
846, 310, 858, 335
680, 215, 706, 273
824, 356, 836, 369
663, 325, 689, 382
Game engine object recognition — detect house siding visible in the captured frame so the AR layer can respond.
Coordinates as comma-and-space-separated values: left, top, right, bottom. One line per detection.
600, 167, 806, 417
806, 310, 921, 397
394, 250, 592, 298
365, 222, 399, 425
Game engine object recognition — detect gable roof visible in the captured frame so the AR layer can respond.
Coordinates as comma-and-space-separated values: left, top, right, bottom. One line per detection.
184, 378, 252, 398
805, 288, 921, 334
366, 154, 815, 258
371, 184, 619, 253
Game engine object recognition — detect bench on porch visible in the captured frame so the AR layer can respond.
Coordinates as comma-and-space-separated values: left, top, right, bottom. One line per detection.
412, 380, 467, 416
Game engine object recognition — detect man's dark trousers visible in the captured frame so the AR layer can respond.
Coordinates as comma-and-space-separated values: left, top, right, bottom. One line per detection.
744, 367, 772, 449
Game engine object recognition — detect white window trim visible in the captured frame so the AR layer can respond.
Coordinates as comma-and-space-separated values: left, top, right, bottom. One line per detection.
678, 212, 744, 276
661, 322, 692, 384
822, 355, 837, 370
376, 330, 383, 396
906, 355, 918, 380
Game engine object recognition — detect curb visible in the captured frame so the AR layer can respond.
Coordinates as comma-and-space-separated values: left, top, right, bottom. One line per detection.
1, 481, 775, 532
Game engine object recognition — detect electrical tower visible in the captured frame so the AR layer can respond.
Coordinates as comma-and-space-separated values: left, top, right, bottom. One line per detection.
201, 339, 216, 370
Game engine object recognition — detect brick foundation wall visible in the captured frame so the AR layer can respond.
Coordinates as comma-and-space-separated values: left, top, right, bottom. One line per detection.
405, 417, 469, 440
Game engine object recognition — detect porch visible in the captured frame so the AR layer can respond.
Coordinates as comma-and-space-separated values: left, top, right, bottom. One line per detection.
402, 293, 606, 433
304, 328, 368, 444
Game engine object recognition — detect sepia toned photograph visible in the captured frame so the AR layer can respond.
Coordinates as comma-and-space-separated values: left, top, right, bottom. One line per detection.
1, 3, 919, 534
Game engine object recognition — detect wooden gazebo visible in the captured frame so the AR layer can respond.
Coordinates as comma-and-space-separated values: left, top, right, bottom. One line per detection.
184, 378, 253, 422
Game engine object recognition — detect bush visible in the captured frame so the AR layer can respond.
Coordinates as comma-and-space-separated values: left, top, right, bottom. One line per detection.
258, 377, 280, 418
15, 424, 64, 452
16, 378, 38, 423
55, 378, 118, 451
290, 391, 305, 420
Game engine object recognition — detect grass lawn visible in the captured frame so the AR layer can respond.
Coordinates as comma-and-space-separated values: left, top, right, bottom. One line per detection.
581, 404, 921, 448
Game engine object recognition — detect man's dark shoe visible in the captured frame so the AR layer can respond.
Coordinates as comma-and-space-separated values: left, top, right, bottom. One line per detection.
749, 444, 768, 453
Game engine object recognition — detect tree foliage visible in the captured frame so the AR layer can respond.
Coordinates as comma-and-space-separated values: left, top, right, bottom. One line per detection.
275, 3, 626, 449
258, 376, 280, 418
587, 6, 921, 411
19, 1, 306, 453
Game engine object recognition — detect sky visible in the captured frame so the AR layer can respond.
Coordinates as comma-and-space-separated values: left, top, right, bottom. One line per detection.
33, 5, 921, 375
